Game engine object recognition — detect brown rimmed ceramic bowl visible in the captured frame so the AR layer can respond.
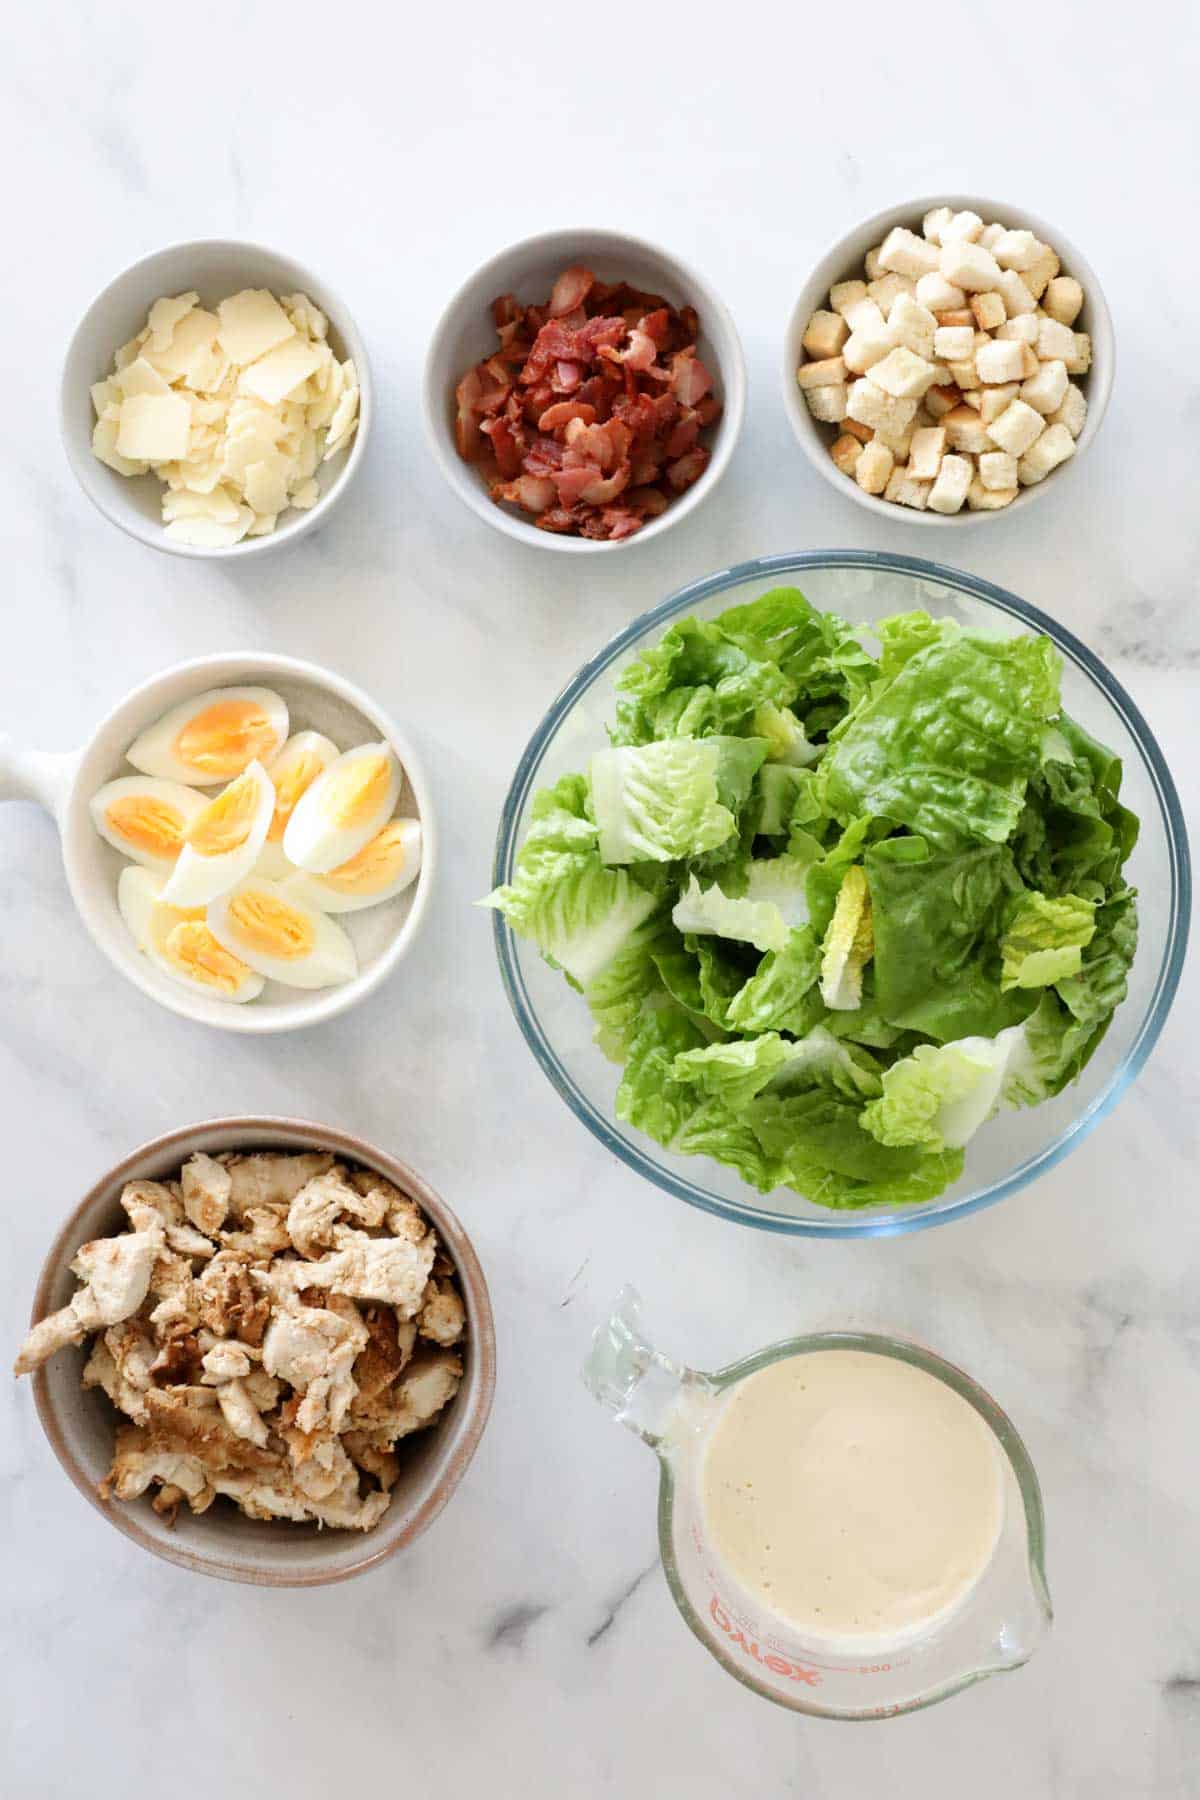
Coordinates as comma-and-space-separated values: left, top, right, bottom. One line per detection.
24, 1117, 496, 1587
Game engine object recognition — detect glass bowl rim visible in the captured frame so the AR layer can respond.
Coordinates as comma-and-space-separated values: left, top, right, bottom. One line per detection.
492, 549, 1191, 1239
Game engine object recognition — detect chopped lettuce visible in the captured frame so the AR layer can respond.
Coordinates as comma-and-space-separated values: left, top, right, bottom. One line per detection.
1000, 889, 1097, 990
487, 591, 1139, 1212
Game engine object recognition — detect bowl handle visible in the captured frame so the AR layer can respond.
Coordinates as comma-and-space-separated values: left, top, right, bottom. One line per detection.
0, 734, 79, 827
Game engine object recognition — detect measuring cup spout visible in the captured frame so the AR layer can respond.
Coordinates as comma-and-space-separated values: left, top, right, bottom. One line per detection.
582, 1286, 709, 1447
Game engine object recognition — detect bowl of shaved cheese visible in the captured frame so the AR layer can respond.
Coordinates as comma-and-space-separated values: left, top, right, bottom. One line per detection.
61, 239, 371, 556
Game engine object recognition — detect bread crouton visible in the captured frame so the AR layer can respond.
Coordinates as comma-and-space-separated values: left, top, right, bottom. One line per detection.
926, 453, 973, 513
978, 223, 1005, 251
829, 280, 868, 318
877, 227, 940, 279
840, 417, 874, 443
908, 426, 946, 479
884, 466, 932, 509
802, 310, 849, 361
975, 339, 1026, 385
1023, 247, 1060, 300
995, 314, 1040, 345
979, 382, 1019, 425
804, 383, 848, 423
868, 273, 917, 317
985, 397, 1046, 456
830, 434, 864, 476
995, 269, 1037, 317
864, 246, 886, 281
846, 379, 918, 435
934, 324, 975, 362
854, 438, 893, 495
967, 476, 1017, 510
940, 240, 1003, 291
1048, 382, 1087, 438
922, 206, 954, 245
916, 271, 967, 312
925, 384, 960, 420
1017, 422, 1076, 485
992, 229, 1045, 271
887, 293, 938, 359
1064, 332, 1092, 375
796, 356, 847, 390
843, 296, 887, 334
1043, 277, 1084, 326
843, 327, 893, 375
941, 211, 984, 245
970, 292, 1007, 332
978, 450, 1018, 491
1036, 317, 1077, 362
870, 346, 938, 399
942, 404, 993, 454
1020, 358, 1069, 416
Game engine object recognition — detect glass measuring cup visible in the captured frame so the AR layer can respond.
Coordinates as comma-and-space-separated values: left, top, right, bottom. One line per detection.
584, 1289, 1051, 1720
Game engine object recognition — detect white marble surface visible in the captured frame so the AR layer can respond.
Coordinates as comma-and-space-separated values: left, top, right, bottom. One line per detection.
2, 4, 1198, 1795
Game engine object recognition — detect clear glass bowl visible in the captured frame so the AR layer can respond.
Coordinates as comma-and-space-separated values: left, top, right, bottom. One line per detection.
492, 552, 1191, 1238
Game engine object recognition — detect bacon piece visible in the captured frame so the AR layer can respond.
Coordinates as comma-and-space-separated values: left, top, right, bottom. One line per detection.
670, 351, 713, 408
454, 369, 484, 460
538, 401, 597, 432
535, 506, 579, 534
521, 436, 565, 477
577, 462, 631, 506
548, 265, 595, 318
492, 294, 523, 329
627, 486, 670, 517
664, 409, 701, 460
666, 446, 710, 492
554, 360, 583, 393
480, 416, 523, 479
491, 475, 556, 514
553, 461, 605, 508
599, 328, 658, 374
638, 309, 670, 346
695, 394, 722, 427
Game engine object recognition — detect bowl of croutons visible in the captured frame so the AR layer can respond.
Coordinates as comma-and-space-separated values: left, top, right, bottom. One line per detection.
782, 197, 1112, 522
16, 1118, 496, 1586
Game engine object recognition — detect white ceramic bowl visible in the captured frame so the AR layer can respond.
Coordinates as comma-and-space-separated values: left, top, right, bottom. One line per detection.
422, 227, 746, 553
61, 239, 372, 558
0, 654, 434, 1033
781, 196, 1114, 526
27, 1117, 496, 1587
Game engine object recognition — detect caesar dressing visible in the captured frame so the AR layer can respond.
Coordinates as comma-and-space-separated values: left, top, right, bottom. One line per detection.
699, 1348, 1005, 1652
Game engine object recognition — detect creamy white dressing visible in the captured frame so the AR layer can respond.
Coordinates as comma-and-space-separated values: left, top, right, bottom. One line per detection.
700, 1349, 1004, 1652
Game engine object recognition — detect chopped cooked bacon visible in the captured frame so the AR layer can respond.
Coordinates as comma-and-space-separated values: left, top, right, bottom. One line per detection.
491, 475, 556, 513
454, 262, 722, 538
548, 265, 595, 317
666, 446, 710, 492
538, 401, 597, 432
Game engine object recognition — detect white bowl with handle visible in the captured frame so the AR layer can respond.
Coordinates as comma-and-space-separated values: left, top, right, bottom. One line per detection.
0, 654, 434, 1032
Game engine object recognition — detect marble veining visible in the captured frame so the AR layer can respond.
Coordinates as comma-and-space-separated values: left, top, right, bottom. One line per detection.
1, 3, 1198, 1797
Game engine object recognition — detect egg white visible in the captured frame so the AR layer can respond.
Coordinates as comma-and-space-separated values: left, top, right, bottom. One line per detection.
206, 876, 358, 989
127, 686, 289, 786
281, 818, 422, 913
283, 741, 403, 873
118, 867, 264, 1003
160, 761, 276, 907
89, 776, 207, 871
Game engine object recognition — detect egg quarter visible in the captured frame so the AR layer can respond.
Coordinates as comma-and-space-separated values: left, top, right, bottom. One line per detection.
89, 776, 207, 870
206, 876, 358, 989
117, 866, 264, 1003
282, 741, 403, 873
281, 817, 422, 913
126, 685, 288, 785
159, 760, 276, 907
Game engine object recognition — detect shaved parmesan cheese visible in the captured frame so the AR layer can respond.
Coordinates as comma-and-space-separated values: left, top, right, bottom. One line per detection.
216, 289, 295, 365
243, 458, 291, 516
238, 338, 324, 406
93, 416, 148, 476
164, 508, 254, 548
114, 356, 171, 399
116, 393, 192, 463
146, 292, 199, 351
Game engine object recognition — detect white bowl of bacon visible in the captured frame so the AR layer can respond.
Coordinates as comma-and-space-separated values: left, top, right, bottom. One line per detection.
422, 229, 745, 549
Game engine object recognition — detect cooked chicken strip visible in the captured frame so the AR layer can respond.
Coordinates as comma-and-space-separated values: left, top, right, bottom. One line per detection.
288, 1227, 436, 1315
181, 1153, 232, 1236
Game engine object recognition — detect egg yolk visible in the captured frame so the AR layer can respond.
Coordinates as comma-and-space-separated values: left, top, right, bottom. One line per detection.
186, 771, 260, 856
322, 754, 390, 828
320, 822, 409, 894
225, 889, 316, 960
268, 751, 326, 841
106, 796, 187, 858
174, 700, 278, 779
163, 921, 252, 994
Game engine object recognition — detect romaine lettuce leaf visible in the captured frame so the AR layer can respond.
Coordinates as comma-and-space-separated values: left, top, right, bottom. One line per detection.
861, 1025, 1029, 1150
612, 618, 793, 746
865, 835, 1032, 1041
714, 587, 876, 711
747, 1088, 932, 1184
1000, 889, 1097, 990
819, 865, 874, 1010
482, 847, 659, 986
671, 853, 813, 956
822, 631, 1062, 847
752, 703, 820, 766
590, 739, 736, 864
585, 918, 676, 1061
725, 927, 823, 1035
673, 1025, 881, 1111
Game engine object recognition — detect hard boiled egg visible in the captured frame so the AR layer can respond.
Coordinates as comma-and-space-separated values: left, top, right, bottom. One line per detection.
127, 686, 288, 786
161, 761, 275, 907
283, 741, 402, 873
206, 876, 357, 989
281, 818, 422, 913
89, 776, 207, 871
256, 730, 340, 879
118, 866, 264, 1003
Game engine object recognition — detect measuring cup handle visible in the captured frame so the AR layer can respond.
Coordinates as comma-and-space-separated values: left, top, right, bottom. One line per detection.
583, 1285, 708, 1446
0, 734, 78, 825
